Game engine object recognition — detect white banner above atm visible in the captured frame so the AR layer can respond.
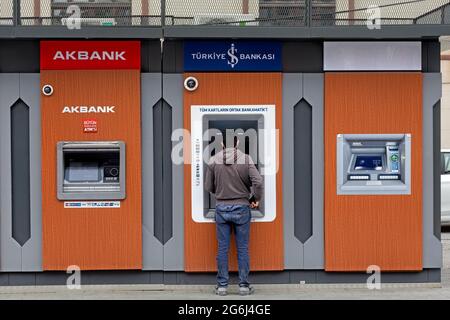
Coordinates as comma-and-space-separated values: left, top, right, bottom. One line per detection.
324, 41, 422, 71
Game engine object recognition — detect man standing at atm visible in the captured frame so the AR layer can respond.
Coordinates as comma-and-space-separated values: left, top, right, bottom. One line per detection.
205, 133, 263, 296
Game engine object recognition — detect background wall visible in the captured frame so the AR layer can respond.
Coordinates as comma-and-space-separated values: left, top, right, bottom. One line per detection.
336, 0, 449, 24
441, 54, 450, 149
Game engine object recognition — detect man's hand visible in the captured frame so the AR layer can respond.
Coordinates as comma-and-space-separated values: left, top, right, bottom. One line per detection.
250, 201, 259, 209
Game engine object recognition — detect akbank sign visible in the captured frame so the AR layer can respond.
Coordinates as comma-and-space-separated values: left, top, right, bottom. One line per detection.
184, 41, 282, 71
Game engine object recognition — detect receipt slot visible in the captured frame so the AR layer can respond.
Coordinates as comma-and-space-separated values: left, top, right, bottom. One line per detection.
337, 134, 411, 195
190, 105, 277, 223
57, 141, 125, 200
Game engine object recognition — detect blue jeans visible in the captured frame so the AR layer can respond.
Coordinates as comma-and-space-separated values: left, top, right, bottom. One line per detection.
215, 204, 251, 288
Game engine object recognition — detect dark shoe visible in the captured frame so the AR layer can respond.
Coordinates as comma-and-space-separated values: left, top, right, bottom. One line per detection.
216, 286, 228, 296
239, 286, 254, 296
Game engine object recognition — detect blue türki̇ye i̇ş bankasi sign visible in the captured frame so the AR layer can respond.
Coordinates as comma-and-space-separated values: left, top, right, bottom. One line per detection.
184, 41, 282, 71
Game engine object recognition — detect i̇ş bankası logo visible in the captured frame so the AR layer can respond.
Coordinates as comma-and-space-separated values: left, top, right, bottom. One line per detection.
190, 43, 276, 69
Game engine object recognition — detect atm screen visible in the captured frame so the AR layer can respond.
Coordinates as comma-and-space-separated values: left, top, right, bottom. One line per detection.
354, 155, 383, 171
66, 162, 100, 182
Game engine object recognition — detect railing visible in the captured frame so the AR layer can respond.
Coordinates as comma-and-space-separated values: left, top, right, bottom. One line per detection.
1, 0, 450, 27
312, 0, 450, 26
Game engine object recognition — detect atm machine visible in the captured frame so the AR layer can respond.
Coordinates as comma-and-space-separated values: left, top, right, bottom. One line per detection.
40, 40, 142, 271
324, 72, 423, 272
57, 141, 125, 201
190, 105, 277, 222
183, 73, 284, 272
337, 134, 411, 195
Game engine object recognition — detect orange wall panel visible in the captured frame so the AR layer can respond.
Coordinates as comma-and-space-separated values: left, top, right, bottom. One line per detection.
324, 72, 423, 271
183, 73, 284, 272
41, 70, 142, 270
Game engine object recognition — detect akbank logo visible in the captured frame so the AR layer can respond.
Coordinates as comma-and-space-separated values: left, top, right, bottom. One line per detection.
227, 43, 239, 68
184, 41, 282, 72
40, 41, 141, 70
53, 50, 126, 61
62, 106, 116, 113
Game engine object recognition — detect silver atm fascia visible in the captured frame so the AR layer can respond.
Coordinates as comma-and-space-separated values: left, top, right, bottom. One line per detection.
337, 134, 411, 195
57, 141, 126, 200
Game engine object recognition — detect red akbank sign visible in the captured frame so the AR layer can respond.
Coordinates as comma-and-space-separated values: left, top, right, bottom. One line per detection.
40, 41, 140, 70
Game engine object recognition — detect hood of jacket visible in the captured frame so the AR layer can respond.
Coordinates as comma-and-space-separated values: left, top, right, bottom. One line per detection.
213, 148, 247, 165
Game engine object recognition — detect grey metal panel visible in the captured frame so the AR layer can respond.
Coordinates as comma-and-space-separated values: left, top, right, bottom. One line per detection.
288, 270, 318, 283
162, 41, 184, 74
0, 40, 39, 73
0, 26, 163, 39
162, 25, 450, 39
141, 40, 162, 73
10, 99, 31, 246
0, 74, 21, 271
153, 100, 164, 244
427, 268, 441, 282
282, 73, 324, 270
282, 42, 323, 73
81, 271, 151, 285
0, 269, 441, 285
153, 100, 174, 244
302, 73, 324, 269
0, 74, 41, 271
434, 102, 441, 239
422, 40, 441, 73
7, 273, 36, 286
142, 73, 164, 270
306, 26, 445, 39
162, 74, 184, 270
0, 25, 448, 40
282, 73, 303, 269
164, 27, 311, 39
149, 271, 164, 284
422, 73, 442, 269
315, 270, 432, 284
293, 100, 312, 243
162, 101, 173, 243
0, 274, 8, 286
36, 272, 70, 286
17, 74, 41, 271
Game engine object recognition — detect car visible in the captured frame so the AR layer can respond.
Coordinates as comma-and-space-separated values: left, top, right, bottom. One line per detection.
442, 149, 450, 226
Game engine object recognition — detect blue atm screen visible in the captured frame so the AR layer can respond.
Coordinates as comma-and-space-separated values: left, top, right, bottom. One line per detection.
354, 155, 383, 171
